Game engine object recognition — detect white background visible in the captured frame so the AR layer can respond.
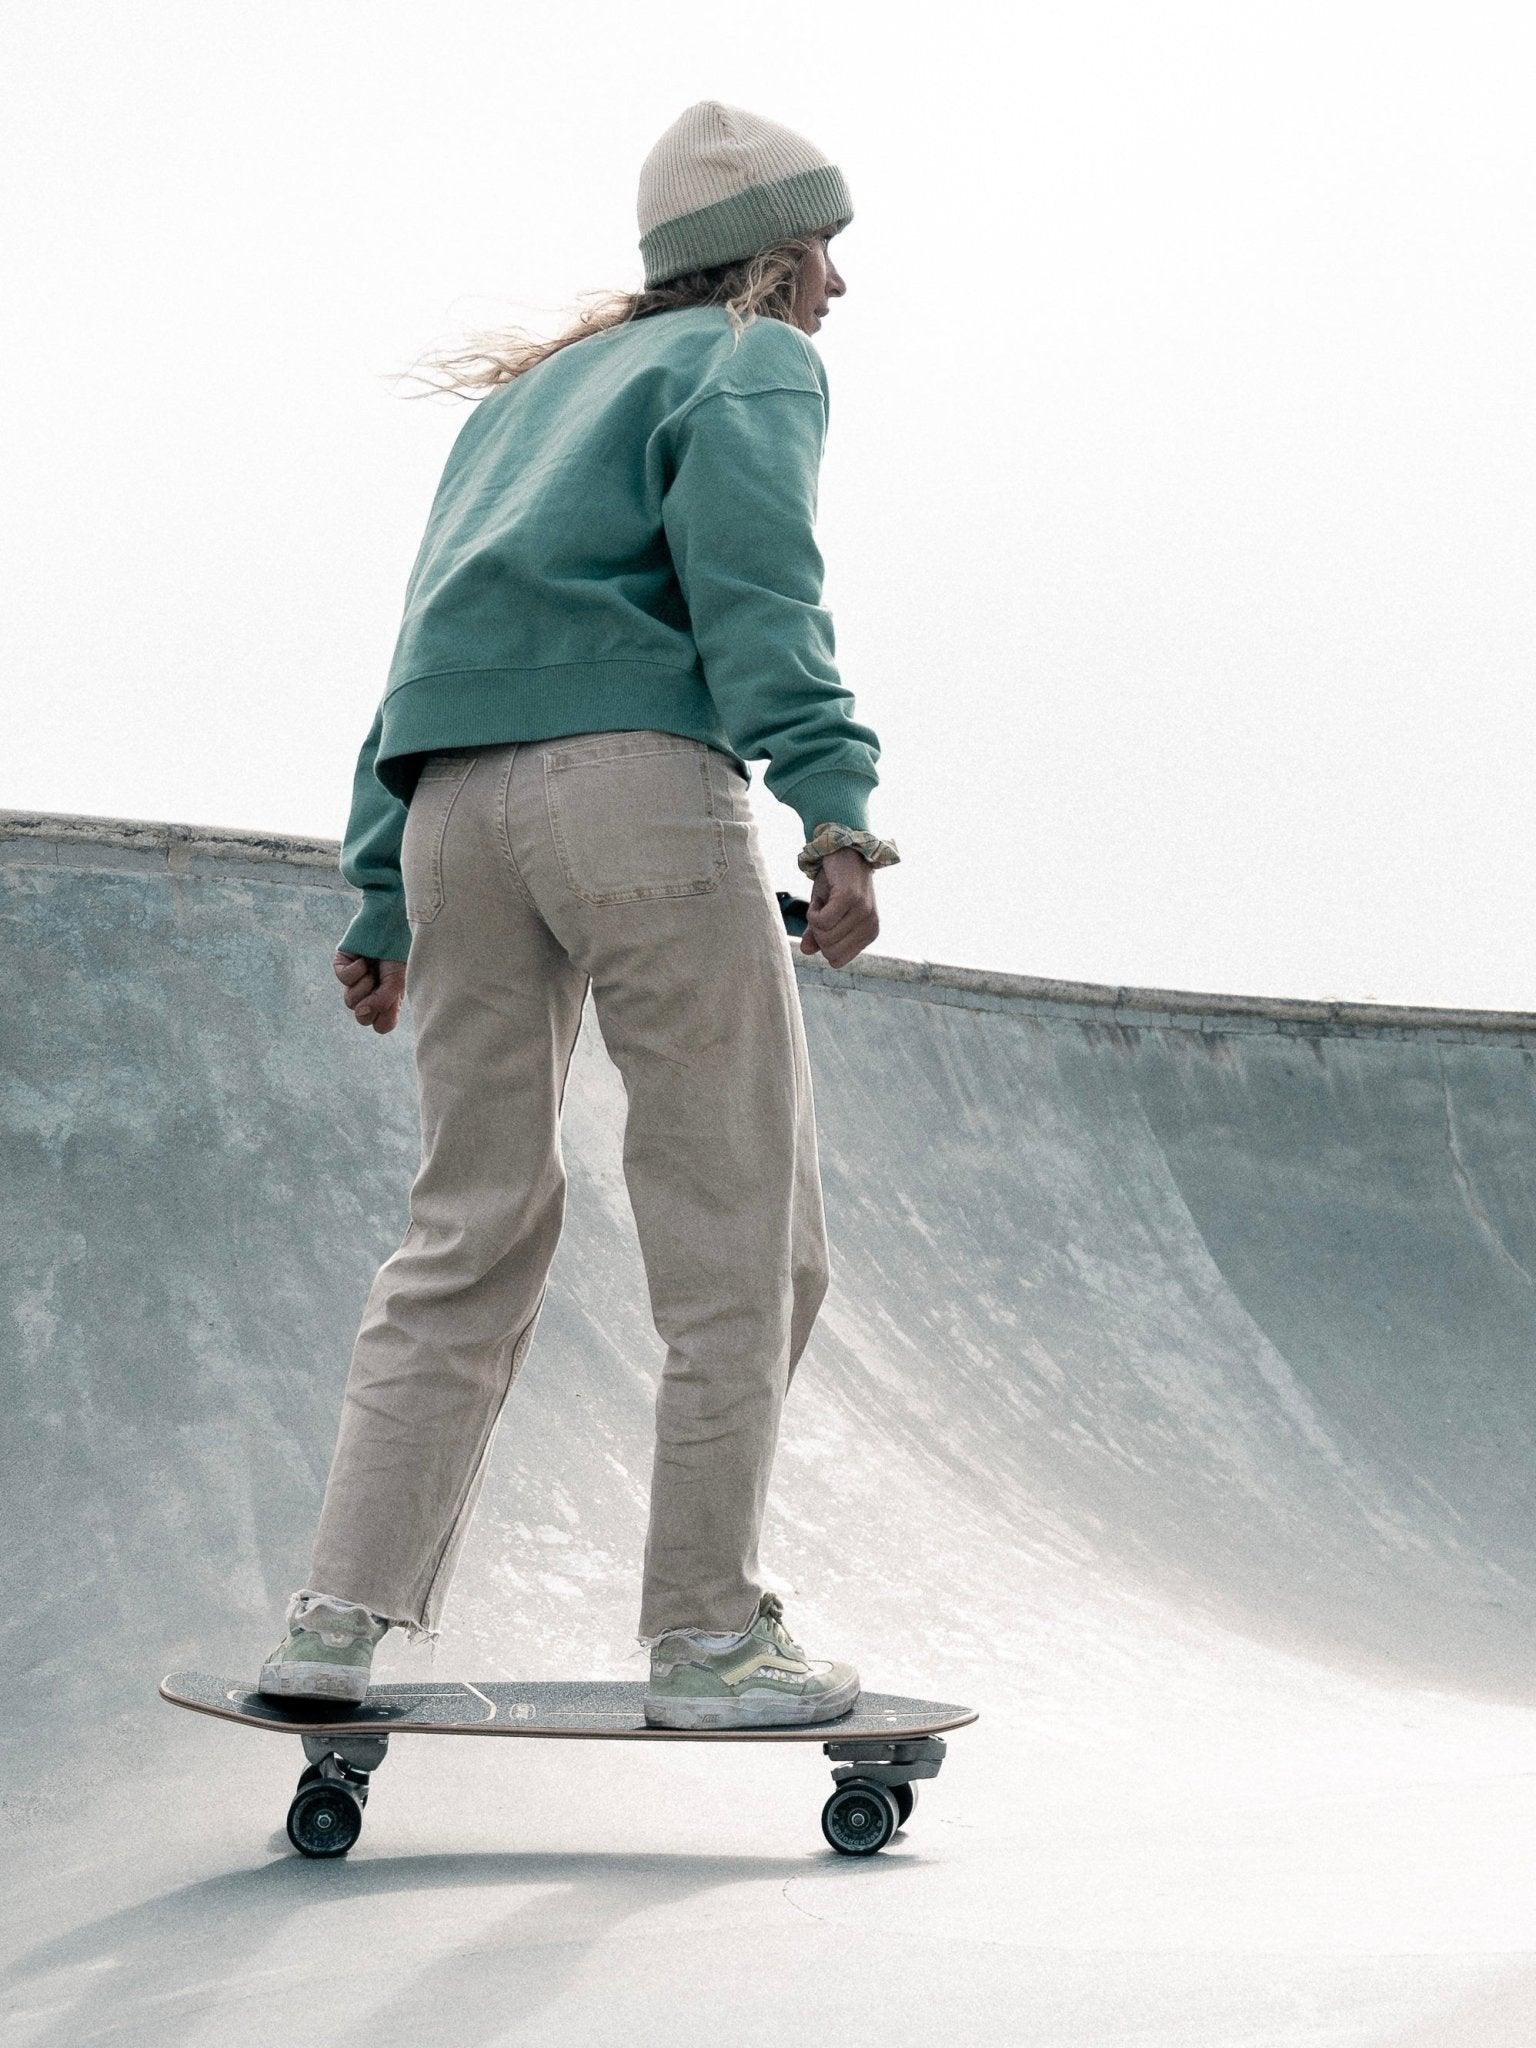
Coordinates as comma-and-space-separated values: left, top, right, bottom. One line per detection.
3, 1, 1531, 1006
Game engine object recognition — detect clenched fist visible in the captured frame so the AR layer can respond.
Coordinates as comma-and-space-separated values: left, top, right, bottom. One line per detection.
798, 848, 879, 969
334, 951, 407, 1034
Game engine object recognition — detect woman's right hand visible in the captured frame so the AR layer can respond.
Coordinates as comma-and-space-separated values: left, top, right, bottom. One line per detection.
334, 951, 407, 1034
799, 848, 880, 969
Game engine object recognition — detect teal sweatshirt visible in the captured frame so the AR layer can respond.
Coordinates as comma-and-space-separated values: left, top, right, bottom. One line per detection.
338, 305, 883, 963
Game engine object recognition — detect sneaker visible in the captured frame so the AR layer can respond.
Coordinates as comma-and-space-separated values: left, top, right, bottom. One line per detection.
643, 1590, 860, 1730
257, 1592, 390, 1704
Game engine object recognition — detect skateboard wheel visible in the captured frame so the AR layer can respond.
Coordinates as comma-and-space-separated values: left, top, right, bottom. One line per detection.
821, 1780, 898, 1856
892, 1782, 916, 1828
287, 1780, 364, 1858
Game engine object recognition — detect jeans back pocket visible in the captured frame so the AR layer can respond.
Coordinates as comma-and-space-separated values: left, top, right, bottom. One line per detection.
543, 732, 728, 906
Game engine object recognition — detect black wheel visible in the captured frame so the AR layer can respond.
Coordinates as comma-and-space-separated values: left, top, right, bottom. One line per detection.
287, 1779, 364, 1858
822, 1780, 898, 1856
892, 1782, 916, 1828
297, 1761, 324, 1790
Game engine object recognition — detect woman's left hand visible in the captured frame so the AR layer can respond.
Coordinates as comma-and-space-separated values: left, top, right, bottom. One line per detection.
334, 950, 407, 1034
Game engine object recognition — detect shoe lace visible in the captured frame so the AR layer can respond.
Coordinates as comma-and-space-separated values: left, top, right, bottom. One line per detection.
756, 1590, 806, 1661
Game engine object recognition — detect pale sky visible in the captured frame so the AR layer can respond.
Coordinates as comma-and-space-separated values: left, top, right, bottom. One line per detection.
3, 1, 1532, 1007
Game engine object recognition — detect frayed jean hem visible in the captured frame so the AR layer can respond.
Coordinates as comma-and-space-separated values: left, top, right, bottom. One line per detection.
292, 1587, 439, 1649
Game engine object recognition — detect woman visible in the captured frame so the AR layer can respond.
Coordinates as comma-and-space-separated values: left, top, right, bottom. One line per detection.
258, 100, 899, 1731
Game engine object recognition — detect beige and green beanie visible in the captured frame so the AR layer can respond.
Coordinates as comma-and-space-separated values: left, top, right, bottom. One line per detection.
637, 100, 853, 289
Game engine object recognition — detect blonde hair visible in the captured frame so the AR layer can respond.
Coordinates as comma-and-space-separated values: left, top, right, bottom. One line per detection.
393, 237, 821, 403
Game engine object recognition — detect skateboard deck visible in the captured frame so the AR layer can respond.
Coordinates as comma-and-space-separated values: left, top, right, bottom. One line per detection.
160, 1671, 974, 1741
160, 1672, 977, 1859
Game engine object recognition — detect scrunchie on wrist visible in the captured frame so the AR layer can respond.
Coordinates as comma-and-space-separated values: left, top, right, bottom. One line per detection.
796, 822, 902, 879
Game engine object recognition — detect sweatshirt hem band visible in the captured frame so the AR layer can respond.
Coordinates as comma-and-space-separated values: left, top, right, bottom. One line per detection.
375, 664, 745, 801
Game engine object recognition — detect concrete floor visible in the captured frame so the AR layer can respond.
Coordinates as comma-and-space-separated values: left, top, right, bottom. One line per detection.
4, 809, 1535, 2047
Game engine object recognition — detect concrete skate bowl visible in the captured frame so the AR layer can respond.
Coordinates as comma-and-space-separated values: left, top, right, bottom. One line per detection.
5, 807, 1536, 2048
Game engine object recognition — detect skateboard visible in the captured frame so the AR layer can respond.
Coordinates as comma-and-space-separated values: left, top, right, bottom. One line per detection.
159, 1672, 977, 1859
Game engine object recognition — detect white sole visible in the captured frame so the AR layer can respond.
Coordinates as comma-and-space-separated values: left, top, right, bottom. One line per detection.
257, 1662, 371, 1704
643, 1675, 860, 1731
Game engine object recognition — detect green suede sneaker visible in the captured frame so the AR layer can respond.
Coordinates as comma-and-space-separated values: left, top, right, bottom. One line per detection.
643, 1590, 860, 1730
258, 1592, 390, 1704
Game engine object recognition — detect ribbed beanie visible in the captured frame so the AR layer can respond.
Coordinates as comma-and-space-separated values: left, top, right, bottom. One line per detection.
637, 100, 853, 289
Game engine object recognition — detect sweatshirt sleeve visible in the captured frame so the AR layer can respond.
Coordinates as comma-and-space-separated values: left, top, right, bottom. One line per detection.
336, 699, 413, 964
661, 384, 881, 839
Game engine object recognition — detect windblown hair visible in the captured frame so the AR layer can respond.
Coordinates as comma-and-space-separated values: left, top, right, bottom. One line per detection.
394, 237, 820, 403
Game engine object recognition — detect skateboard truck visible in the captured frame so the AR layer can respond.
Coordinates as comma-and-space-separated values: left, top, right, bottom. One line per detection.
289, 1733, 390, 1856
301, 1732, 389, 1772
819, 1735, 947, 1856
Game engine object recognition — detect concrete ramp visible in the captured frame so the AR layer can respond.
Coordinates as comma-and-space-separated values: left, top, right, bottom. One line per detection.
5, 811, 1536, 2046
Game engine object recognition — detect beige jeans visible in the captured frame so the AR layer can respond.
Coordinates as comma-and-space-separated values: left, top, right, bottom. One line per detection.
305, 732, 831, 1645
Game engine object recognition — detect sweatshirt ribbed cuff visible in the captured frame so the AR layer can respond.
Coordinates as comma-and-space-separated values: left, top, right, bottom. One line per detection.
779, 770, 874, 842
338, 889, 412, 966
